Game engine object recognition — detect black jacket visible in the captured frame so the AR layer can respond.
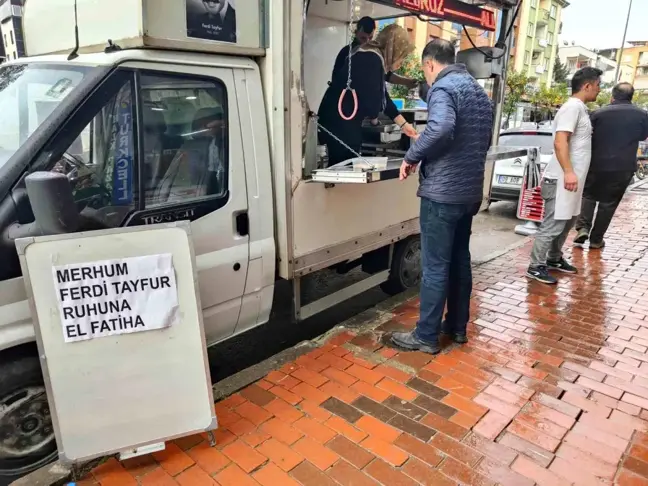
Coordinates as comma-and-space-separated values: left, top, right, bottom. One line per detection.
590, 100, 648, 172
332, 41, 395, 84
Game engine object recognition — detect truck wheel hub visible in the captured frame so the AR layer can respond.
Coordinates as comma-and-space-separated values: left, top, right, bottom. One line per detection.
0, 387, 53, 458
401, 242, 421, 288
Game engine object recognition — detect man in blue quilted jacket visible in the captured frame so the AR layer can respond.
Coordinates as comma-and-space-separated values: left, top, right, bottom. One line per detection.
392, 39, 493, 355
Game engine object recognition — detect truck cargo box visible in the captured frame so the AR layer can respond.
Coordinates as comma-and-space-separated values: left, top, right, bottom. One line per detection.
24, 0, 266, 57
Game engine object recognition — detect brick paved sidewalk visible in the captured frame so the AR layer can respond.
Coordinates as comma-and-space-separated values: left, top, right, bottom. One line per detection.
82, 190, 648, 486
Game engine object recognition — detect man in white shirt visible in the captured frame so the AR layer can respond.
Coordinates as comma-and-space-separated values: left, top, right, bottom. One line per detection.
526, 67, 602, 285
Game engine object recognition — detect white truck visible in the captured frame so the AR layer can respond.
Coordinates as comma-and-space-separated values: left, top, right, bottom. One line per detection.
0, 0, 520, 478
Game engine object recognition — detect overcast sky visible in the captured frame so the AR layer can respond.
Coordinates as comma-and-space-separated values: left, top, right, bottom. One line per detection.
559, 0, 646, 50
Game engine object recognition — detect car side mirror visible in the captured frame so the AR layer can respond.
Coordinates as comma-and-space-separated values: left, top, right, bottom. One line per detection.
25, 171, 79, 235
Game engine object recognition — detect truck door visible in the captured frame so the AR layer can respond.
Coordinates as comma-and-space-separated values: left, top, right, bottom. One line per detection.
26, 66, 249, 345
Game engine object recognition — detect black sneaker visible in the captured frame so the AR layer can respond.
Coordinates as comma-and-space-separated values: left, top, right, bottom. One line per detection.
573, 229, 589, 246
526, 265, 558, 285
445, 333, 468, 344
547, 258, 578, 274
391, 331, 441, 355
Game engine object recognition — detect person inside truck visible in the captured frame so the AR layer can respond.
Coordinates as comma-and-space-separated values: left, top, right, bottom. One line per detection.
152, 107, 226, 204
331, 17, 420, 92
141, 103, 184, 200
318, 24, 418, 165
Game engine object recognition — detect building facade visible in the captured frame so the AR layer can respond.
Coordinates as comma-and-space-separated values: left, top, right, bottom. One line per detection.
558, 45, 617, 86
393, 16, 496, 57
0, 0, 24, 61
608, 42, 648, 92
511, 0, 569, 87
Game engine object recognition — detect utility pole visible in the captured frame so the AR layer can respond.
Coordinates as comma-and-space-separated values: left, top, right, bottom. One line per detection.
614, 0, 634, 83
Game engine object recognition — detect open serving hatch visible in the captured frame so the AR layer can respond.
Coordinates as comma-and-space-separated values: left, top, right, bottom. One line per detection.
305, 0, 517, 186
311, 147, 532, 186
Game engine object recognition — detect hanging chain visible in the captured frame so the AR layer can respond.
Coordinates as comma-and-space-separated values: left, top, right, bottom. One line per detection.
345, 0, 360, 90
317, 122, 363, 160
315, 0, 370, 168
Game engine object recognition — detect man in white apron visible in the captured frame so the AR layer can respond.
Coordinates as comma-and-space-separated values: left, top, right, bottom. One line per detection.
527, 67, 602, 285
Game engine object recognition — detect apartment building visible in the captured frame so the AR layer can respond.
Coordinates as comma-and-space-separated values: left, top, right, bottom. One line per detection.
511, 0, 569, 87
607, 42, 648, 92
0, 0, 24, 61
392, 17, 496, 57
558, 44, 617, 85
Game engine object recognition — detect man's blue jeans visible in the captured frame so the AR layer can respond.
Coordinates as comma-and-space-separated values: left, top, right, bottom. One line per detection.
415, 198, 480, 344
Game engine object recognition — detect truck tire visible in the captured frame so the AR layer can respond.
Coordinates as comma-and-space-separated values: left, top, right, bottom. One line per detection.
0, 351, 56, 483
380, 236, 421, 296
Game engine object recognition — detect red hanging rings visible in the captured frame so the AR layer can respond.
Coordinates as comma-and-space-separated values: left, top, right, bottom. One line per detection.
338, 87, 358, 121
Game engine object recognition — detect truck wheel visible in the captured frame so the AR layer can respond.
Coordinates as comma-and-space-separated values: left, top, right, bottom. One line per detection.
0, 353, 56, 482
380, 236, 421, 296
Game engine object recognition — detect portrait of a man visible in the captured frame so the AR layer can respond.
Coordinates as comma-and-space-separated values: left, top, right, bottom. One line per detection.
186, 0, 237, 44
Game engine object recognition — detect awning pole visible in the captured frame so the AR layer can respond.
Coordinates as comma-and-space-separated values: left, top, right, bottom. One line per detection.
490, 6, 515, 147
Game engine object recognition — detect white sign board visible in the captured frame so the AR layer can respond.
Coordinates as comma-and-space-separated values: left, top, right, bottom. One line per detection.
17, 223, 216, 465
54, 254, 179, 342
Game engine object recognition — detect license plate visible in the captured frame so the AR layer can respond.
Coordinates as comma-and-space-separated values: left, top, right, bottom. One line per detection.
498, 176, 522, 185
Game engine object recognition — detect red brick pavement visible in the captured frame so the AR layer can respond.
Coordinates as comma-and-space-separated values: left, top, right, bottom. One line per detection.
82, 190, 648, 485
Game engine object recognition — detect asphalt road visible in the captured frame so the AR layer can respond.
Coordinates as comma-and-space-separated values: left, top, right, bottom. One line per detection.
207, 201, 523, 382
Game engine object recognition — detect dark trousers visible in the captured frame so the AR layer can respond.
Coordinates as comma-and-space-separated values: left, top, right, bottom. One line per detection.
575, 170, 634, 243
416, 198, 480, 344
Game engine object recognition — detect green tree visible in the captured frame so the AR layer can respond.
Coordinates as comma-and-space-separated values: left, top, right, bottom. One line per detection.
529, 83, 568, 121
635, 91, 648, 109
388, 53, 424, 108
503, 68, 530, 126
553, 55, 569, 84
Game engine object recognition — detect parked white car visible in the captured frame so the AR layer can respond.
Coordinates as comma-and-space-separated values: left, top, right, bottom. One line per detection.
491, 129, 553, 203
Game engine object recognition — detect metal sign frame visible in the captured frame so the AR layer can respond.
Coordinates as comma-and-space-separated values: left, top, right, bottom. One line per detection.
516, 148, 545, 222
371, 0, 498, 31
16, 222, 216, 465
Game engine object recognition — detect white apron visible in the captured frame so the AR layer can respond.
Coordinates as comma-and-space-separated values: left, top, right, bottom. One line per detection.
553, 99, 592, 220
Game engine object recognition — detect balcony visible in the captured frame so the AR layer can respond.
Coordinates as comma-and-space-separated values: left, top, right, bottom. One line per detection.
533, 38, 548, 53
537, 9, 550, 26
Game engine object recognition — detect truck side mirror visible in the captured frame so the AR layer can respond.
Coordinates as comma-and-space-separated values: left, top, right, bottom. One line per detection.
25, 171, 79, 234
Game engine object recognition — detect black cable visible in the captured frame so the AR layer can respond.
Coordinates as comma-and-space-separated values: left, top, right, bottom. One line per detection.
461, 0, 523, 60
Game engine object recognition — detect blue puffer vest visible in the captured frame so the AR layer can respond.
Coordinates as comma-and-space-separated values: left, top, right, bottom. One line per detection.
407, 64, 493, 204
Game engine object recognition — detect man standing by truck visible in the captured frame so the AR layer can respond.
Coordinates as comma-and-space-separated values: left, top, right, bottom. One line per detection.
526, 67, 602, 284
573, 82, 648, 249
392, 39, 493, 355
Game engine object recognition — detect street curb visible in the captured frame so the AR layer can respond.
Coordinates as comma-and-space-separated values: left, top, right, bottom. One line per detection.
630, 177, 648, 191
12, 235, 526, 486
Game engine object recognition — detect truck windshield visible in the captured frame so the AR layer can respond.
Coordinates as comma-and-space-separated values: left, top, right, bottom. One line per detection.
0, 63, 90, 169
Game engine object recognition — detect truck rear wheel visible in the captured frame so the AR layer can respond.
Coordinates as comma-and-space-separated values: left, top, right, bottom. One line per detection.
0, 352, 56, 483
381, 236, 421, 296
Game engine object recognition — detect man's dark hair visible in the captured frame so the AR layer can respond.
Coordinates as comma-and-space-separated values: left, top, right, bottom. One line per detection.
356, 16, 376, 34
422, 38, 456, 65
612, 82, 635, 102
571, 67, 603, 93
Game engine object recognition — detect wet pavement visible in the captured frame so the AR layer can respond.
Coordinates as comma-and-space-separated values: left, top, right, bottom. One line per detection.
81, 188, 648, 485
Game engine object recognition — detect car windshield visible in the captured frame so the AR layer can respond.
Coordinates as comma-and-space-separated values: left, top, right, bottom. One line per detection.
499, 134, 554, 155
0, 63, 91, 170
